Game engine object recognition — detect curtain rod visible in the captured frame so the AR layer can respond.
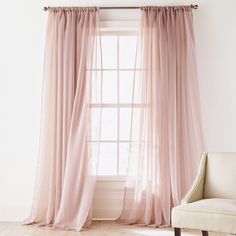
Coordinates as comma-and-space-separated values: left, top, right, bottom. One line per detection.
43, 4, 198, 11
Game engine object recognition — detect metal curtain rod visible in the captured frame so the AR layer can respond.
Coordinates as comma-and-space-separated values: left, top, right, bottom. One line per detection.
43, 4, 198, 11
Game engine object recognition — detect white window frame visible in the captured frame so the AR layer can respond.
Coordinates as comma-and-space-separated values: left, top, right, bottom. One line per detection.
92, 15, 140, 219
90, 30, 142, 181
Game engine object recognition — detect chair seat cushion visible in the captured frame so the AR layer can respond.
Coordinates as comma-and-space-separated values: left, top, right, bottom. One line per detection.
172, 198, 236, 234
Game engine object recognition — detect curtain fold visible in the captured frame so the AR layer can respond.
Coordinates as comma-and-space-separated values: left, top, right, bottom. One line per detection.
25, 7, 99, 231
118, 6, 205, 227
25, 5, 204, 231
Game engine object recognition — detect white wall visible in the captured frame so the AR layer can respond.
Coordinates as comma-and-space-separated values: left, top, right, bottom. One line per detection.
194, 0, 236, 150
0, 1, 46, 220
0, 0, 236, 221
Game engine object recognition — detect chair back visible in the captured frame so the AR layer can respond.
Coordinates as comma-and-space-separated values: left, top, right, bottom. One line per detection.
204, 152, 236, 199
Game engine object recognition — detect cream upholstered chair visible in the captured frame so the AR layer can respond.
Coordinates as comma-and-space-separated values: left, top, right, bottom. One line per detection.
172, 152, 236, 236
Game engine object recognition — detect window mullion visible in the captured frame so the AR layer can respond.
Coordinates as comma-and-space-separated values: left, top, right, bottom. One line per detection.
117, 35, 120, 176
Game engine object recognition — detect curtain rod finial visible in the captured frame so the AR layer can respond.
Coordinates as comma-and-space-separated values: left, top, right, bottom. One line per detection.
44, 6, 50, 11
191, 4, 198, 9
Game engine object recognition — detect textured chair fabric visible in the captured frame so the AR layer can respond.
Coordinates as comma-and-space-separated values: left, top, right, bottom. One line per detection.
172, 152, 236, 235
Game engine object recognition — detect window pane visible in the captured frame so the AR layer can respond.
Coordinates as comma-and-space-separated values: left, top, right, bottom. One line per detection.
101, 36, 117, 69
91, 108, 101, 141
97, 143, 117, 175
92, 36, 102, 69
101, 108, 117, 141
119, 143, 129, 175
120, 108, 140, 141
91, 71, 102, 104
119, 142, 139, 175
90, 142, 100, 175
119, 71, 141, 104
91, 108, 118, 141
102, 71, 117, 103
119, 108, 131, 141
119, 71, 134, 103
91, 71, 117, 104
119, 36, 138, 69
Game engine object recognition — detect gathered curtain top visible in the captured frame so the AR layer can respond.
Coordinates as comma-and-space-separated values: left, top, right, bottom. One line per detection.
141, 6, 193, 11
47, 5, 192, 13
48, 7, 99, 13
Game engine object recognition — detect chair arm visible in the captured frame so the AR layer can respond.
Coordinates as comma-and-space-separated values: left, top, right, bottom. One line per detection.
181, 152, 207, 204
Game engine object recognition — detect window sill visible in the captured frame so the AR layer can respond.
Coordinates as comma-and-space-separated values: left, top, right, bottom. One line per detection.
96, 176, 126, 182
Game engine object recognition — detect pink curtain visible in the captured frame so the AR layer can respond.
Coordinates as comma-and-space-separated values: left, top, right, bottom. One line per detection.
118, 6, 205, 227
25, 7, 99, 231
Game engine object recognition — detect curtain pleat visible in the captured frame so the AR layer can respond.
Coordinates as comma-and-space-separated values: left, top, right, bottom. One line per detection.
118, 6, 205, 227
25, 7, 99, 231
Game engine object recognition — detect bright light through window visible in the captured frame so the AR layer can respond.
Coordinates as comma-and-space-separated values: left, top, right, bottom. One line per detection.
90, 33, 140, 177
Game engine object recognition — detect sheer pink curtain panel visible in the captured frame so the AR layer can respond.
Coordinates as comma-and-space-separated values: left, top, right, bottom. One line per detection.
118, 6, 205, 227
24, 7, 100, 231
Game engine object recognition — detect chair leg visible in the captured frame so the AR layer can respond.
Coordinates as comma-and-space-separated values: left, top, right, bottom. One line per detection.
174, 228, 181, 236
202, 231, 208, 236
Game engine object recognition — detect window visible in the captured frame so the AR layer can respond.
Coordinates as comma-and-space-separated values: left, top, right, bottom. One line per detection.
90, 32, 141, 177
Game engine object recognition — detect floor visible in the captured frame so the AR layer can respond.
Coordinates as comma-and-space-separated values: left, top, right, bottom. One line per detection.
0, 221, 229, 236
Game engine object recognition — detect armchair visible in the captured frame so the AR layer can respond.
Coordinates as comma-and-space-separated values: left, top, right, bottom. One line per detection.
172, 152, 236, 235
